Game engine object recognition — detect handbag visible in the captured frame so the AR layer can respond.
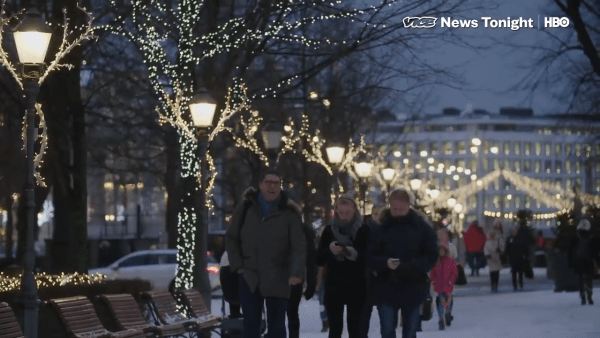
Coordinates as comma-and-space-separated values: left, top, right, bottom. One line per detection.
455, 265, 467, 285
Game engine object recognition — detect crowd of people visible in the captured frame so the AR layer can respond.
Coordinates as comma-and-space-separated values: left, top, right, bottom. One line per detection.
222, 170, 599, 338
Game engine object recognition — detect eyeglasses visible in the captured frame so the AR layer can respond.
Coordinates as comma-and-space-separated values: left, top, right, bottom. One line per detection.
263, 180, 281, 186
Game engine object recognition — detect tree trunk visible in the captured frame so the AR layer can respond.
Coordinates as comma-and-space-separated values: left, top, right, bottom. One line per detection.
39, 0, 88, 273
165, 129, 180, 249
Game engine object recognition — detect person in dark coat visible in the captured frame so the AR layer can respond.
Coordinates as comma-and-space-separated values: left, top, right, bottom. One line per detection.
568, 219, 599, 305
506, 227, 528, 291
366, 189, 438, 338
287, 222, 317, 338
316, 194, 370, 338
360, 203, 386, 338
225, 171, 307, 338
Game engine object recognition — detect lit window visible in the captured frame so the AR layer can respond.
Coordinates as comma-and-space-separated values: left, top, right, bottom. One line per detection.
430, 142, 439, 155
493, 195, 500, 208
524, 160, 531, 172
585, 144, 591, 157
565, 144, 572, 156
468, 158, 477, 172
555, 161, 562, 174
494, 179, 500, 190
525, 196, 531, 208
418, 143, 427, 152
485, 196, 490, 208
504, 159, 510, 170
504, 195, 511, 208
514, 142, 520, 155
457, 141, 466, 154
534, 160, 541, 173
493, 159, 500, 170
482, 158, 489, 171
443, 142, 452, 154
535, 142, 541, 156
576, 178, 582, 188
554, 144, 562, 155
545, 143, 551, 156
575, 161, 581, 174
514, 160, 521, 173
596, 144, 600, 156
555, 178, 562, 189
575, 144, 582, 156
565, 161, 572, 174
405, 143, 413, 156
566, 179, 572, 190
515, 196, 521, 208
524, 143, 531, 155
596, 163, 600, 174
504, 142, 510, 155
596, 179, 600, 192
483, 141, 489, 154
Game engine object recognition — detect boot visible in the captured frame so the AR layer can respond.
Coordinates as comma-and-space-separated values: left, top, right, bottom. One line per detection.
587, 289, 594, 305
438, 318, 445, 330
289, 330, 299, 338
580, 291, 587, 305
321, 320, 329, 332
445, 312, 453, 326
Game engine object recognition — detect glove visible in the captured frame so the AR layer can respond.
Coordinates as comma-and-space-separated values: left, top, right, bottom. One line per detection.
304, 283, 316, 300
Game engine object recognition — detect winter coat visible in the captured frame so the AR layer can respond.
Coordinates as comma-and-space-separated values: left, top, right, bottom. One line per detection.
484, 237, 505, 272
506, 234, 528, 271
568, 230, 600, 274
225, 187, 306, 299
430, 255, 458, 296
367, 208, 439, 309
463, 224, 487, 253
315, 222, 370, 295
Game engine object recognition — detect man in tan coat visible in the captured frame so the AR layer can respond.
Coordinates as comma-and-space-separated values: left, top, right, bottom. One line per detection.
226, 170, 306, 338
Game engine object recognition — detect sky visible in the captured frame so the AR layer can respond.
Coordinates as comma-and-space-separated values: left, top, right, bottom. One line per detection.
416, 0, 573, 116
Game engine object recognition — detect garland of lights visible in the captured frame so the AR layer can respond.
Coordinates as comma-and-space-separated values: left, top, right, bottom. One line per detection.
1, 3, 95, 187
0, 272, 106, 293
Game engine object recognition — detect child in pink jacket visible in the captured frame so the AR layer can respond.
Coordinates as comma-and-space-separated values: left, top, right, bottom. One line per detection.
430, 241, 458, 330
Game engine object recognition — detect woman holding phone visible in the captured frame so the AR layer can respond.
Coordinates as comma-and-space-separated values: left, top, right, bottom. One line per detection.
316, 194, 370, 338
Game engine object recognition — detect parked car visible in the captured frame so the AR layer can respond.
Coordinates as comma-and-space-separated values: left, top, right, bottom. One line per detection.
89, 249, 220, 292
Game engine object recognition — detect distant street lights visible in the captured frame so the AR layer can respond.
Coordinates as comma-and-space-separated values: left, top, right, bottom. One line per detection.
381, 165, 396, 203
261, 119, 284, 169
11, 8, 53, 338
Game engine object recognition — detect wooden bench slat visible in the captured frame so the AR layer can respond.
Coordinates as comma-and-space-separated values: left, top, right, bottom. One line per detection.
0, 303, 24, 338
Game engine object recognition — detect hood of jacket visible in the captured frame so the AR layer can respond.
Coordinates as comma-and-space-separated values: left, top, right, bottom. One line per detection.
242, 187, 303, 218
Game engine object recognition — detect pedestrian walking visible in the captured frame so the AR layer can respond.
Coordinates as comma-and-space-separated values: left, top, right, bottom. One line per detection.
463, 221, 487, 276
360, 203, 386, 338
506, 227, 528, 291
437, 228, 458, 260
315, 224, 329, 333
316, 194, 370, 338
568, 219, 599, 305
430, 242, 457, 330
484, 230, 505, 292
225, 170, 307, 338
287, 221, 317, 338
367, 189, 438, 338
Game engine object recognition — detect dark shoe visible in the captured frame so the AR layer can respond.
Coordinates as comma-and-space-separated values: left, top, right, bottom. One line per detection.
289, 330, 299, 338
321, 320, 329, 332
475, 270, 479, 276
445, 312, 453, 326
581, 292, 587, 305
587, 292, 594, 305
438, 318, 445, 330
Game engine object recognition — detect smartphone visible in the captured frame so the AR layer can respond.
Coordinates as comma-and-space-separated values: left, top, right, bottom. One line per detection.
391, 258, 400, 264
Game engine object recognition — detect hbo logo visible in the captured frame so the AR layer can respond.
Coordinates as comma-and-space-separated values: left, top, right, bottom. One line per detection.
544, 17, 570, 28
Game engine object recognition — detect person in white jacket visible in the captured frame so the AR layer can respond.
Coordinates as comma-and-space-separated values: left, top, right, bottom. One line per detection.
484, 230, 505, 292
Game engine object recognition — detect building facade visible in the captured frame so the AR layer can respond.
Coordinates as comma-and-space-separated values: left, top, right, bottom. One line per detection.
370, 107, 599, 229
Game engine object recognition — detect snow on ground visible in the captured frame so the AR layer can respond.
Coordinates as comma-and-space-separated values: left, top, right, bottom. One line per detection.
211, 267, 600, 338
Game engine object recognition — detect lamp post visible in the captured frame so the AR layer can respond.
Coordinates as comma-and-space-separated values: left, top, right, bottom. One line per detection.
472, 137, 484, 223
261, 119, 284, 169
189, 87, 217, 305
381, 165, 396, 204
11, 8, 53, 338
324, 143, 345, 224
353, 153, 372, 215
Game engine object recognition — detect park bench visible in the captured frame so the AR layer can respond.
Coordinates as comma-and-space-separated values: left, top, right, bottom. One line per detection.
0, 302, 24, 338
140, 291, 218, 333
98, 293, 194, 338
175, 289, 220, 327
47, 296, 148, 338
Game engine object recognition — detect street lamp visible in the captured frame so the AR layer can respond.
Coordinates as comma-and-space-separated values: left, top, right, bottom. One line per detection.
354, 153, 372, 214
189, 87, 217, 309
381, 165, 396, 204
410, 178, 422, 191
447, 196, 457, 208
261, 119, 283, 169
10, 8, 53, 338
326, 145, 345, 166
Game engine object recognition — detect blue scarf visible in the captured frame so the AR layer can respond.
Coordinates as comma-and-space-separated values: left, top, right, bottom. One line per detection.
257, 192, 280, 217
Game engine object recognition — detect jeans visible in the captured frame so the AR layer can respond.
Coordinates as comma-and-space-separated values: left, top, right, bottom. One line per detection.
317, 286, 328, 321
360, 295, 374, 338
287, 284, 303, 338
239, 274, 288, 338
377, 302, 420, 338
435, 294, 453, 319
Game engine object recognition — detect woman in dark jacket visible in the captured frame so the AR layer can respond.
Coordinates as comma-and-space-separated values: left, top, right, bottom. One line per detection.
506, 227, 529, 291
316, 194, 370, 338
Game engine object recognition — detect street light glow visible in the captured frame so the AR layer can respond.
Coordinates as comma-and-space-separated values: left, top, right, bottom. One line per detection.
189, 88, 217, 128
410, 178, 422, 190
491, 146, 499, 154
393, 151, 401, 157
447, 197, 456, 207
381, 168, 395, 182
326, 146, 345, 165
454, 203, 463, 212
12, 8, 52, 65
420, 150, 428, 157
472, 137, 481, 146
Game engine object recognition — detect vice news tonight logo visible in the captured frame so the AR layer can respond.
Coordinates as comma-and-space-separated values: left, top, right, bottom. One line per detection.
403, 16, 570, 29
403, 17, 437, 28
